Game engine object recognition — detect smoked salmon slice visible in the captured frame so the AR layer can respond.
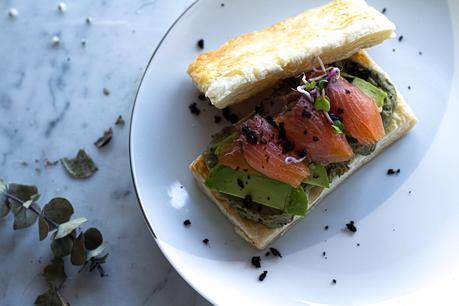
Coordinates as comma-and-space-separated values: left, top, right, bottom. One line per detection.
219, 115, 309, 188
281, 96, 354, 165
326, 77, 385, 145
218, 142, 258, 175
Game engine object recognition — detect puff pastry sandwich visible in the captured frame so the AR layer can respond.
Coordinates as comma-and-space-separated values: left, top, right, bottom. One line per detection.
188, 0, 416, 249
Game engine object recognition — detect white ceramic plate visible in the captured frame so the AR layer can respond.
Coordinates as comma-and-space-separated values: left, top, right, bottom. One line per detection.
130, 0, 459, 305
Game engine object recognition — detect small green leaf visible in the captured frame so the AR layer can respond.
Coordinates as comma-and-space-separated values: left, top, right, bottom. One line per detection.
42, 258, 67, 290
55, 217, 87, 239
61, 149, 98, 179
71, 233, 86, 266
304, 80, 316, 91
318, 79, 328, 90
87, 241, 107, 259
51, 235, 74, 258
314, 95, 331, 112
38, 215, 49, 241
34, 289, 66, 306
331, 120, 345, 134
43, 198, 74, 224
84, 227, 103, 250
0, 179, 9, 218
13, 202, 40, 230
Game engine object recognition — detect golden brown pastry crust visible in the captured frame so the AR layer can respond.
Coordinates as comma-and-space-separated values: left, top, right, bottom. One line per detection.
189, 51, 417, 250
187, 0, 395, 109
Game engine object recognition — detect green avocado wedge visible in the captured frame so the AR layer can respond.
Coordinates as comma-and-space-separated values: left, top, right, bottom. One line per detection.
303, 164, 330, 188
340, 73, 387, 108
352, 77, 387, 108
205, 165, 308, 216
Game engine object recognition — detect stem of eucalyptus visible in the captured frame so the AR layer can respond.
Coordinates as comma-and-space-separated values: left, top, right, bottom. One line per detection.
5, 193, 59, 228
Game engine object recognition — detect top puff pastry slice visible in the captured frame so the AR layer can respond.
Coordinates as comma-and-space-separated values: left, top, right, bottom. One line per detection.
187, 0, 395, 109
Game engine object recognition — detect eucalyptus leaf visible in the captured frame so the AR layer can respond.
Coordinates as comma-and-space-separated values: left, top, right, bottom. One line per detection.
55, 217, 87, 239
42, 257, 67, 290
38, 215, 49, 241
8, 183, 39, 213
13, 202, 40, 230
94, 128, 113, 148
61, 149, 98, 179
51, 235, 74, 258
84, 227, 103, 250
87, 241, 107, 259
43, 197, 74, 224
0, 178, 9, 218
71, 233, 86, 266
34, 289, 66, 306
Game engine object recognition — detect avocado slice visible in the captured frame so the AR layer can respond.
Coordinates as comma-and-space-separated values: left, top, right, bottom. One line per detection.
303, 164, 330, 188
285, 186, 309, 215
352, 77, 387, 108
205, 165, 308, 216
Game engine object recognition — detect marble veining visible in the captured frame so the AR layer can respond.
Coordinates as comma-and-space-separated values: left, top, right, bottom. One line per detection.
0, 0, 212, 305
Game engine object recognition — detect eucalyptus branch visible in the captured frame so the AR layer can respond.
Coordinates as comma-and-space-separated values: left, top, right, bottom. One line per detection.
0, 178, 108, 306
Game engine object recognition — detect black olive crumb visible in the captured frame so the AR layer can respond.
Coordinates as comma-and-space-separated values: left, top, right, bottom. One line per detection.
324, 225, 329, 230
281, 141, 294, 154
392, 48, 396, 52
259, 271, 268, 281
198, 94, 206, 101
297, 150, 307, 158
357, 243, 360, 246
222, 107, 239, 123
221, 3, 225, 7
180, 185, 183, 189
387, 168, 400, 175
418, 51, 423, 55
408, 86, 411, 90
398, 35, 404, 42
103, 88, 110, 96
381, 8, 386, 14
251, 256, 261, 268
214, 115, 222, 123
302, 110, 312, 118
197, 39, 205, 49
189, 102, 200, 115
202, 238, 209, 244
237, 178, 244, 189
332, 279, 337, 284
242, 126, 258, 144
345, 89, 351, 94
322, 251, 326, 257
265, 251, 270, 256
346, 221, 357, 233
409, 190, 412, 194
312, 136, 319, 142
183, 219, 191, 226
269, 247, 282, 258
303, 129, 308, 135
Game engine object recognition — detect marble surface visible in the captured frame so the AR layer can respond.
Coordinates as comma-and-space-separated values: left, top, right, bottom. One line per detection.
0, 0, 212, 305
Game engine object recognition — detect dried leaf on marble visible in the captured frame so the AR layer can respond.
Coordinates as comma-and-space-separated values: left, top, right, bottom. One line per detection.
94, 128, 113, 148
61, 149, 98, 179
